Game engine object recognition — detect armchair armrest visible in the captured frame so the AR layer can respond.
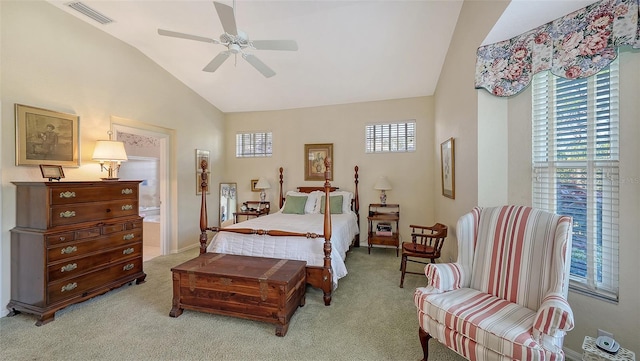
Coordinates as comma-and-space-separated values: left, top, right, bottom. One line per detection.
533, 292, 574, 337
423, 262, 471, 292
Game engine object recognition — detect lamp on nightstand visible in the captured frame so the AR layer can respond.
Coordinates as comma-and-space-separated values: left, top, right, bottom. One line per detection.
374, 176, 392, 205
92, 131, 128, 181
255, 177, 271, 202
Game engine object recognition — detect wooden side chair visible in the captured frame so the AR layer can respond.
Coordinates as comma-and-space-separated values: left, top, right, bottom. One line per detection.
399, 223, 447, 288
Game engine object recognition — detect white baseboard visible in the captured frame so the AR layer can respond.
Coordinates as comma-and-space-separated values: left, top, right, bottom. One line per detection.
565, 346, 582, 361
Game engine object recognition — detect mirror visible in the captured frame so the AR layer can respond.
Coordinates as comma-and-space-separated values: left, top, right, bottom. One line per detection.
219, 183, 237, 226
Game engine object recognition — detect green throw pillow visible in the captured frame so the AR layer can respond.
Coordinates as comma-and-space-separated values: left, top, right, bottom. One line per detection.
282, 195, 307, 214
320, 195, 343, 214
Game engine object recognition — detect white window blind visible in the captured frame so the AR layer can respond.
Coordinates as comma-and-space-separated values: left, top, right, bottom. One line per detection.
365, 121, 416, 153
235, 132, 272, 158
532, 60, 619, 301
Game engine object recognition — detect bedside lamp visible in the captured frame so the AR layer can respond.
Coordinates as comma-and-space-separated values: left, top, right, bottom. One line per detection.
255, 177, 271, 202
92, 131, 128, 181
374, 176, 392, 205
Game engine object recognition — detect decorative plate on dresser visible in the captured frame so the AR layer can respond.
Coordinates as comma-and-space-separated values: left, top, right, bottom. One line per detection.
7, 181, 146, 326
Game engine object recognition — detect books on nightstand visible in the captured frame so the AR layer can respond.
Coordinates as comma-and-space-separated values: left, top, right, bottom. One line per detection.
376, 222, 393, 236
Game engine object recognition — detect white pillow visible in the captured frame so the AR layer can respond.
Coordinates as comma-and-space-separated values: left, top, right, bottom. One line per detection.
331, 191, 354, 214
285, 191, 319, 214
312, 190, 353, 214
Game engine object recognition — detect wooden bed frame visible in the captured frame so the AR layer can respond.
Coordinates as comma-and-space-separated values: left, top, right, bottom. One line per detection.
197, 159, 360, 306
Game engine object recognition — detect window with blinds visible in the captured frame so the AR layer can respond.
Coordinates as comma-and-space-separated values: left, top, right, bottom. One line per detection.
532, 59, 619, 301
365, 121, 416, 153
235, 132, 272, 158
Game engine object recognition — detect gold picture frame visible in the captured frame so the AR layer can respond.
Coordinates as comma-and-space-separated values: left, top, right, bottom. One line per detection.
304, 143, 333, 181
196, 149, 210, 172
440, 137, 455, 199
250, 179, 260, 192
39, 164, 65, 181
15, 104, 80, 167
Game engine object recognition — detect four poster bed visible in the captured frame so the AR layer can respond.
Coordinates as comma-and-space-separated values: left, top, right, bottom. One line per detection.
197, 159, 360, 306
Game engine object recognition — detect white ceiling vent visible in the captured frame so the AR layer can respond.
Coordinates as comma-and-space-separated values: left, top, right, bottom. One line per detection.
65, 2, 114, 25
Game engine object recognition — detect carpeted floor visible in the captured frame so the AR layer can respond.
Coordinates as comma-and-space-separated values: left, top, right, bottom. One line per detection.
0, 245, 466, 361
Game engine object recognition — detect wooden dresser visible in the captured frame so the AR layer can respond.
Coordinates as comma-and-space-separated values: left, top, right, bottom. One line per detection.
7, 181, 146, 326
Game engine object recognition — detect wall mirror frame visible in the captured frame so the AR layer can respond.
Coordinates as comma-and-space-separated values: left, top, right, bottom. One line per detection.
219, 183, 237, 226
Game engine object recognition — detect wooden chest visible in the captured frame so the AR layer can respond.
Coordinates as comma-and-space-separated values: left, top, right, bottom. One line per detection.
170, 253, 306, 336
8, 181, 146, 326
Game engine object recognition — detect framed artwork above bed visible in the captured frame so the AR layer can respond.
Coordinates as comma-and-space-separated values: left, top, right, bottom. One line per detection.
304, 143, 333, 181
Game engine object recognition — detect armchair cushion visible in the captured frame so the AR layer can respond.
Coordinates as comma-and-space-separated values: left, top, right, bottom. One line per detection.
415, 288, 564, 361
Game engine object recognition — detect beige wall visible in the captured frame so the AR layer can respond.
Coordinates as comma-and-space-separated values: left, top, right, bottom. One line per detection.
224, 97, 436, 241
438, 0, 640, 355
505, 49, 640, 354
0, 1, 225, 317
433, 0, 509, 263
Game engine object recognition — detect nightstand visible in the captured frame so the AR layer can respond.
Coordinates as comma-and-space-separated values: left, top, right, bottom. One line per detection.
234, 201, 270, 223
582, 336, 636, 361
367, 204, 400, 256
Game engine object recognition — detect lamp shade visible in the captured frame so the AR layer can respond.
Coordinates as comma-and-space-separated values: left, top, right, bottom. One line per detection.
374, 176, 392, 190
92, 140, 128, 161
255, 177, 271, 190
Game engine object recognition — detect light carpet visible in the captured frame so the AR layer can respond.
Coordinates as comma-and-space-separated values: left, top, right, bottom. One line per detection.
0, 245, 466, 361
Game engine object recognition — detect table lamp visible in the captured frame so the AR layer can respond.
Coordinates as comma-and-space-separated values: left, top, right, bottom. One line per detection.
255, 177, 271, 202
374, 176, 392, 205
92, 131, 128, 181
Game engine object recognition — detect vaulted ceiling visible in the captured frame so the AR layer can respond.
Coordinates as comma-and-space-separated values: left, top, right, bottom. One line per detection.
47, 0, 597, 113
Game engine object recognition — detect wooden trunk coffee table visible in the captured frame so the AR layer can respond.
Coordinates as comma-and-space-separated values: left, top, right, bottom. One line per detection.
170, 253, 306, 336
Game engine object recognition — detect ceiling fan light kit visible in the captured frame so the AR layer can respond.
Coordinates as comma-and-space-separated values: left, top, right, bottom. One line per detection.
158, 1, 298, 78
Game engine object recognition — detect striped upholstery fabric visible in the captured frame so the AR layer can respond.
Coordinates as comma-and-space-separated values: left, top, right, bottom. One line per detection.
414, 206, 573, 361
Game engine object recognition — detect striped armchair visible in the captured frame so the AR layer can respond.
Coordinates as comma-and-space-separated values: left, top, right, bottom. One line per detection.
414, 206, 574, 361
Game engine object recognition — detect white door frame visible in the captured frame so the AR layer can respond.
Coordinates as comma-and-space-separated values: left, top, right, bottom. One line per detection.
110, 117, 177, 255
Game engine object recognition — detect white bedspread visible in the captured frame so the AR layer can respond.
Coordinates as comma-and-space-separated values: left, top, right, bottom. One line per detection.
206, 211, 359, 288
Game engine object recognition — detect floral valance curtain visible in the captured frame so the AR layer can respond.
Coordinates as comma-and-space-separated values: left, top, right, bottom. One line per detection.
475, 0, 639, 97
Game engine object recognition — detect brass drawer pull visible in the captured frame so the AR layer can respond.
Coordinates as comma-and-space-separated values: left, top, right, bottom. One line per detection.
59, 191, 76, 198
61, 246, 77, 254
58, 236, 66, 242
121, 188, 133, 195
61, 282, 77, 292
59, 211, 76, 218
123, 264, 135, 271
61, 263, 78, 272
123, 247, 135, 255
123, 233, 135, 241
121, 204, 134, 211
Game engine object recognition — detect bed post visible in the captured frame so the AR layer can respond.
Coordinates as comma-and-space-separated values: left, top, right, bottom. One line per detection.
354, 165, 360, 247
199, 160, 209, 254
322, 158, 333, 306
279, 167, 284, 209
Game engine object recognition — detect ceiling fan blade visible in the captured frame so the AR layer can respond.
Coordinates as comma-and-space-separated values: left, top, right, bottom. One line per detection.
203, 51, 230, 72
213, 1, 238, 36
158, 29, 216, 44
242, 54, 276, 78
251, 40, 298, 51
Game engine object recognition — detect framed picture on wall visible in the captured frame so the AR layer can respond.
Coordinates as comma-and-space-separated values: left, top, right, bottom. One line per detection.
15, 104, 80, 167
196, 149, 209, 172
440, 137, 455, 199
304, 143, 333, 181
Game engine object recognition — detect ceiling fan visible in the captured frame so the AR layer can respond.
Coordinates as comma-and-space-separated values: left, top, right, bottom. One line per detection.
158, 1, 298, 78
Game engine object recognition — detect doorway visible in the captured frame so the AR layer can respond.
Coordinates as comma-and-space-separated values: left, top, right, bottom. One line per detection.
111, 118, 174, 261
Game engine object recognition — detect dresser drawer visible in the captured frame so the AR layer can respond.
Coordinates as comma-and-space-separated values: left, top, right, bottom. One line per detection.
102, 219, 142, 235
46, 228, 102, 246
48, 258, 143, 304
51, 199, 139, 227
47, 243, 142, 283
48, 228, 142, 263
49, 185, 138, 205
